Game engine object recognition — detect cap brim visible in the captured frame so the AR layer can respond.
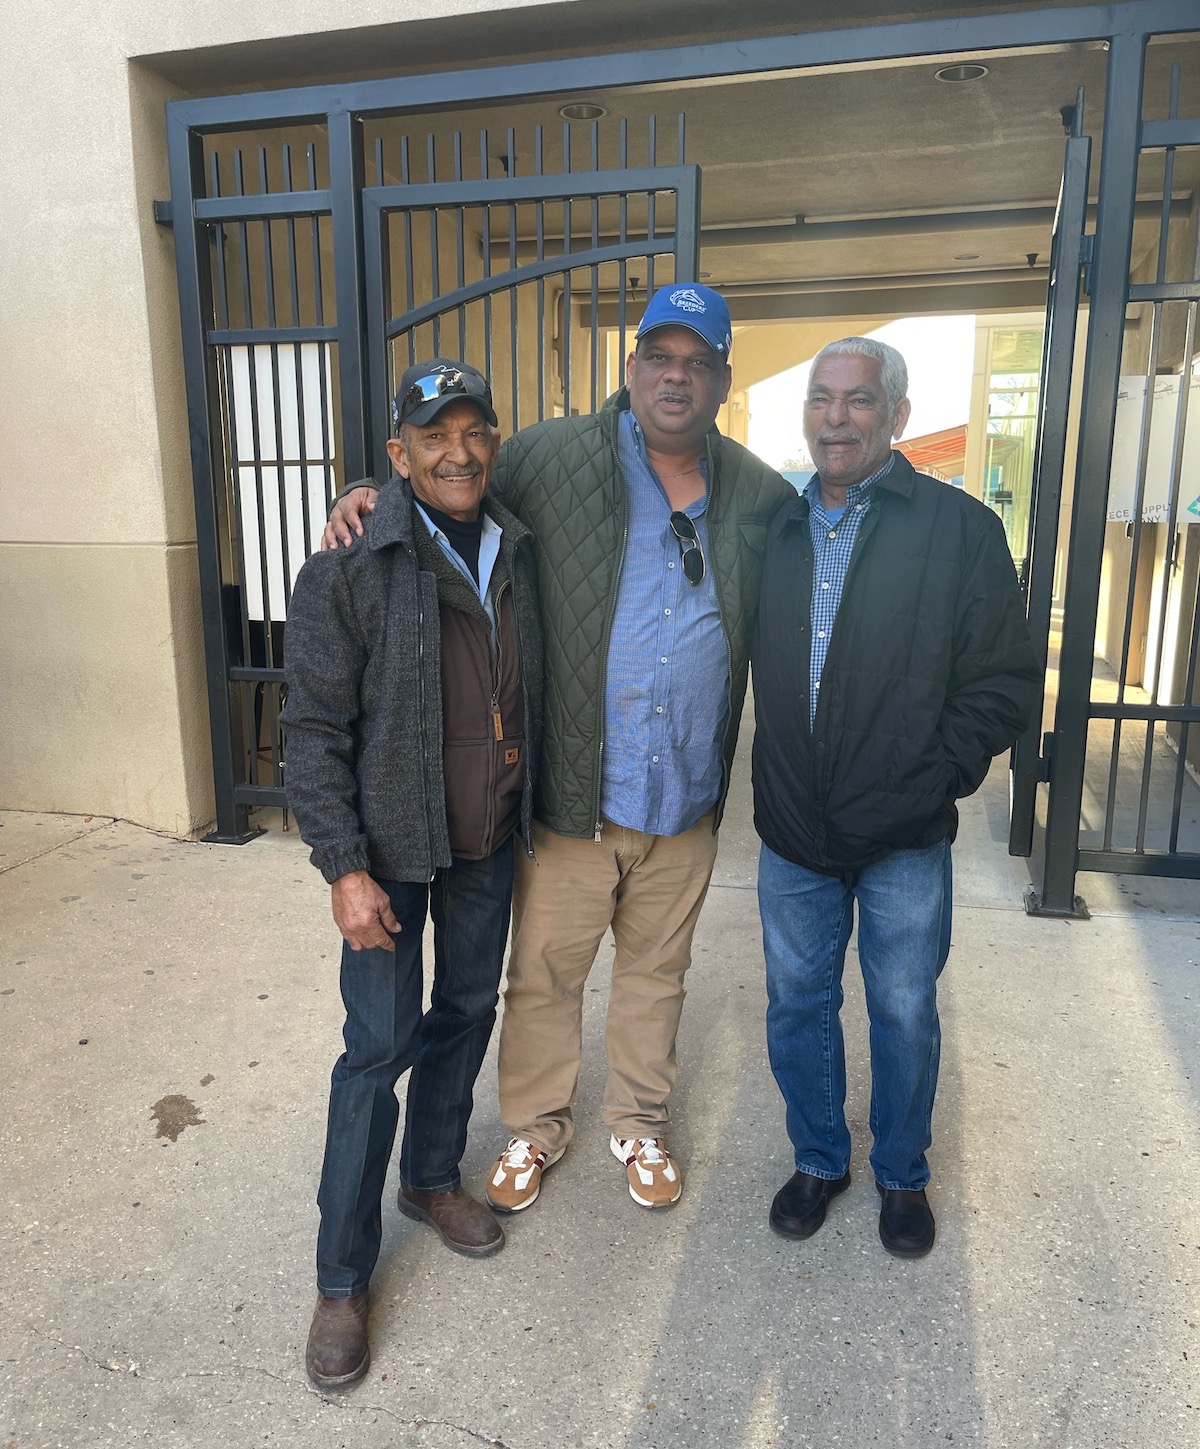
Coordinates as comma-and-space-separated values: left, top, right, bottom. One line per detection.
401, 395, 499, 428
635, 321, 728, 356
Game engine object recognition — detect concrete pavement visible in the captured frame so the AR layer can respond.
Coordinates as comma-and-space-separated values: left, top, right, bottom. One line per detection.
2, 740, 1198, 1448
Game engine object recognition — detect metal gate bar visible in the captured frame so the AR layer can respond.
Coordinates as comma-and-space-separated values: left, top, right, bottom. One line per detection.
1034, 47, 1200, 911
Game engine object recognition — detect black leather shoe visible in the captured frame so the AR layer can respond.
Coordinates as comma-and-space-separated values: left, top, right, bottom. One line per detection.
305, 1292, 370, 1389
398, 1185, 505, 1257
770, 1169, 851, 1239
877, 1184, 936, 1258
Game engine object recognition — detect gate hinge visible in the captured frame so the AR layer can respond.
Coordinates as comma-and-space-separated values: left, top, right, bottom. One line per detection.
153, 200, 174, 227
1079, 232, 1095, 294
1036, 730, 1055, 783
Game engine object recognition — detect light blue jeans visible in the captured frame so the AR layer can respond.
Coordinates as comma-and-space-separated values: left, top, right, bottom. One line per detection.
758, 839, 953, 1191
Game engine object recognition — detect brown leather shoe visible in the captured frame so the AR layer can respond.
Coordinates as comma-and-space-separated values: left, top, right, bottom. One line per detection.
305, 1291, 370, 1389
397, 1184, 505, 1257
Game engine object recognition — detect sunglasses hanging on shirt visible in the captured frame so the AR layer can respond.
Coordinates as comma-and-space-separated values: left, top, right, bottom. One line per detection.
669, 511, 706, 586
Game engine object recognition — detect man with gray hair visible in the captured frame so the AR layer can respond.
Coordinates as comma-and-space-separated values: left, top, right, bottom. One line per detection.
752, 336, 1039, 1257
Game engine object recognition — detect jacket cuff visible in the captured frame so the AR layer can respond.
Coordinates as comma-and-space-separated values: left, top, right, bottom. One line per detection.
312, 842, 372, 884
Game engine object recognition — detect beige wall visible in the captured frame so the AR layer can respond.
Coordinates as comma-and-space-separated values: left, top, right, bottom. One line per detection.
0, 0, 576, 834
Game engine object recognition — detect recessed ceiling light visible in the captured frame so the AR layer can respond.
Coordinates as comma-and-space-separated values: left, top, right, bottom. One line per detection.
934, 63, 989, 82
954, 252, 981, 260
558, 102, 607, 121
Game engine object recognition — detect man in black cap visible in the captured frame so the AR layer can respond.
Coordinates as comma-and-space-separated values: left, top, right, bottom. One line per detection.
282, 359, 542, 1388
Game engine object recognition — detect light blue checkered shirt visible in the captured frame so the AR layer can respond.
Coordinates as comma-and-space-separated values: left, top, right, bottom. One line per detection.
599, 411, 730, 835
806, 454, 895, 724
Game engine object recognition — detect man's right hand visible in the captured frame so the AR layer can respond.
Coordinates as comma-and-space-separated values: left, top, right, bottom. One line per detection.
322, 486, 379, 550
331, 870, 402, 951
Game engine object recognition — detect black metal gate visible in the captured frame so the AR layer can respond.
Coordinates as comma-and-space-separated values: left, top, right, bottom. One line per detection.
1018, 49, 1200, 914
164, 2, 1199, 871
166, 102, 698, 841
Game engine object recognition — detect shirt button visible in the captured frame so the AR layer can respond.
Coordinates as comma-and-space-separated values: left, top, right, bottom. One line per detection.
664, 608, 671, 616
818, 629, 826, 639
828, 530, 837, 540
655, 706, 664, 714
661, 657, 668, 664
652, 755, 660, 763
668, 561, 675, 569
821, 581, 830, 590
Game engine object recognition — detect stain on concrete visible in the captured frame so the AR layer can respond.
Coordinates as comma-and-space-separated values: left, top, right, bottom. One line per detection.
150, 1095, 205, 1142
200, 1073, 214, 1086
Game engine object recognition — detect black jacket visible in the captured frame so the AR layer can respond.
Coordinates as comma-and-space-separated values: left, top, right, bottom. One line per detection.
752, 453, 1040, 876
281, 479, 542, 884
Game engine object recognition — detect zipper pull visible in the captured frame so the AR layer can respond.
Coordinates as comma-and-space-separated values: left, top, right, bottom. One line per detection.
492, 709, 504, 741
594, 821, 602, 843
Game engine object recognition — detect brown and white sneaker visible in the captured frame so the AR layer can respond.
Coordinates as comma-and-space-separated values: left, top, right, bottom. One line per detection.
486, 1137, 565, 1213
610, 1135, 683, 1209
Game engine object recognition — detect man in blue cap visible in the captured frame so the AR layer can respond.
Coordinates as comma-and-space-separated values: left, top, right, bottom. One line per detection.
326, 286, 791, 1213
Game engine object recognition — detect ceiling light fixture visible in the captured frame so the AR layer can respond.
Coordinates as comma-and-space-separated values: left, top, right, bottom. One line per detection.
954, 253, 982, 260
934, 63, 989, 82
558, 102, 607, 121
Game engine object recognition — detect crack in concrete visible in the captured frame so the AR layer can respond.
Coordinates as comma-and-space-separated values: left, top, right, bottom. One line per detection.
30, 1326, 139, 1377
182, 1363, 511, 1445
0, 819, 117, 875
308, 1390, 511, 1445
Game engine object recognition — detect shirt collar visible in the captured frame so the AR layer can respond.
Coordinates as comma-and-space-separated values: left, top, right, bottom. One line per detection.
414, 499, 501, 542
805, 451, 895, 513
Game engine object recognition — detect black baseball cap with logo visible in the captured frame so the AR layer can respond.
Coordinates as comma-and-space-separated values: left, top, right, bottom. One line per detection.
391, 358, 498, 431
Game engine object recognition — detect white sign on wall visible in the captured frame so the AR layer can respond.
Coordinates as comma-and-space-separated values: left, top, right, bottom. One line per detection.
228, 343, 335, 622
1108, 372, 1200, 525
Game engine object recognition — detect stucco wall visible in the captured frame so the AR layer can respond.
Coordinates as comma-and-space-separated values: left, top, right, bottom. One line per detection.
0, 0, 569, 834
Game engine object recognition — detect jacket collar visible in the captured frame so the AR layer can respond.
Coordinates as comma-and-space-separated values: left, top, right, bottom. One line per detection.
365, 474, 533, 552
782, 448, 915, 527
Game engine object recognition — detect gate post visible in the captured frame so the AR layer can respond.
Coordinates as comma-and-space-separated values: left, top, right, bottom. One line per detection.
166, 112, 262, 844
1028, 29, 1148, 917
329, 110, 371, 483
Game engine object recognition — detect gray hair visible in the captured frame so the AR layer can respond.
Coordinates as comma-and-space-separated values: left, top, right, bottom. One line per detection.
811, 336, 908, 412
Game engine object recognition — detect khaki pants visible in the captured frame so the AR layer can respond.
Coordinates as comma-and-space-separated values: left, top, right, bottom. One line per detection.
498, 814, 719, 1154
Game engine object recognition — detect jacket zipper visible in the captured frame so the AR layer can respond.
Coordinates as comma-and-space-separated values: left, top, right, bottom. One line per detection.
413, 551, 436, 882
704, 431, 735, 824
507, 541, 538, 862
591, 410, 630, 842
809, 497, 878, 800
482, 578, 508, 857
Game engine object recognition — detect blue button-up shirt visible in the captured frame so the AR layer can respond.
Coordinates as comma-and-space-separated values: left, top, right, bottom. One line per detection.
599, 411, 730, 835
806, 454, 894, 724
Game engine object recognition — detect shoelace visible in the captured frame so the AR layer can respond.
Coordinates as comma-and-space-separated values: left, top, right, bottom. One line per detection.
501, 1138, 540, 1170
626, 1138, 666, 1166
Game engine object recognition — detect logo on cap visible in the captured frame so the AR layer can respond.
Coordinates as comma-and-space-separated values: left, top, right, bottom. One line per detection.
669, 288, 707, 313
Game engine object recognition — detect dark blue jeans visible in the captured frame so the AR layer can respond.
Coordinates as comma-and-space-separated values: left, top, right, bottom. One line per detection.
315, 843, 514, 1298
758, 839, 953, 1192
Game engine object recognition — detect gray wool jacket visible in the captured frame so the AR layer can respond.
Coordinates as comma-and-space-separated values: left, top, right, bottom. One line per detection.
281, 477, 542, 884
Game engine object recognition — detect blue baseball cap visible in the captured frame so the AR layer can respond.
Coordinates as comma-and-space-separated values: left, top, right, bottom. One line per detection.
635, 283, 733, 357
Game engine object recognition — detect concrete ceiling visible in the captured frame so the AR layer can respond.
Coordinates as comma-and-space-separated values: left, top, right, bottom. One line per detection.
363, 31, 1200, 319
150, 3, 1200, 323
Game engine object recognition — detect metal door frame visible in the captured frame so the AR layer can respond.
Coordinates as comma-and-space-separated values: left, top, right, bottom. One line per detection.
1029, 49, 1200, 915
1009, 101, 1093, 864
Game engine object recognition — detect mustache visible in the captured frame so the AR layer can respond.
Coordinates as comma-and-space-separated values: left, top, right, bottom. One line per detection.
433, 464, 484, 479
817, 435, 862, 445
657, 391, 692, 403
